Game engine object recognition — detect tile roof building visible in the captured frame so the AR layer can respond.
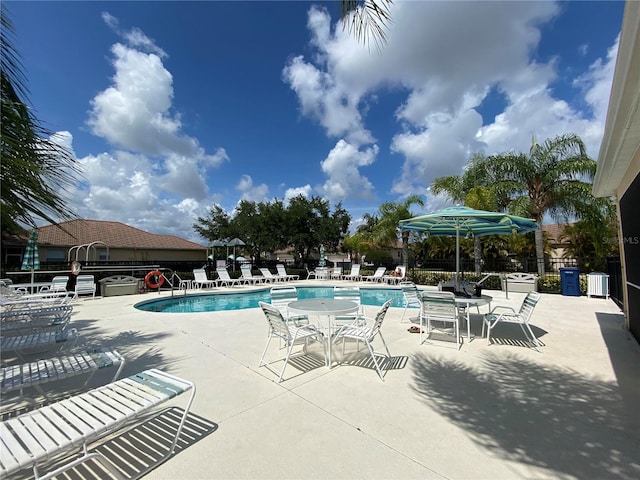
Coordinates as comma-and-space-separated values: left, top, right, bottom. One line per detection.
5, 220, 206, 265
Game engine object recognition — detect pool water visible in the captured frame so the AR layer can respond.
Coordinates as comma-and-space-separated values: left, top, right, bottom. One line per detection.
134, 286, 408, 313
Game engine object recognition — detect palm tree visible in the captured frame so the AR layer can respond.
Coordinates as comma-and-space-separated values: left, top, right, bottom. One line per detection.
431, 154, 501, 274
1, 5, 80, 234
340, 0, 394, 51
372, 194, 424, 268
485, 134, 597, 275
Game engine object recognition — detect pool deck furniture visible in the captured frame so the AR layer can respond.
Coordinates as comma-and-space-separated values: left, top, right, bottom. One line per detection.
276, 264, 299, 281
363, 267, 387, 282
50, 288, 637, 479
1, 348, 125, 405
504, 272, 538, 293
99, 275, 140, 297
0, 369, 195, 480
192, 268, 216, 289
73, 275, 96, 300
288, 298, 360, 368
454, 294, 493, 341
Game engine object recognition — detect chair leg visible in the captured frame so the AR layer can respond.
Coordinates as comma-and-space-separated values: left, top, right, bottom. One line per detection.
365, 339, 385, 381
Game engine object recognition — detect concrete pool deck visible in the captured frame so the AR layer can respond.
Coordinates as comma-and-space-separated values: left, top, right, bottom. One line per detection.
8, 282, 640, 479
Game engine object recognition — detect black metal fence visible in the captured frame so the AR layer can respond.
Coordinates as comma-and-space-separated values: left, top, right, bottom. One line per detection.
1, 255, 623, 301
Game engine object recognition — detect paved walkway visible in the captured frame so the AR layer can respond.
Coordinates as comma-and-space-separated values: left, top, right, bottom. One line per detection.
9, 284, 640, 479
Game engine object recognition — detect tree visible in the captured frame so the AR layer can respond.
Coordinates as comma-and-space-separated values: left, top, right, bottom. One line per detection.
1, 5, 81, 234
193, 205, 232, 243
431, 153, 502, 274
285, 195, 351, 264
560, 196, 618, 270
485, 134, 597, 275
370, 194, 424, 268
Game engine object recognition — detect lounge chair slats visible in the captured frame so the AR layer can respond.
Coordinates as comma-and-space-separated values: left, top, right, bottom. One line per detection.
0, 328, 78, 353
1, 349, 124, 399
0, 369, 195, 479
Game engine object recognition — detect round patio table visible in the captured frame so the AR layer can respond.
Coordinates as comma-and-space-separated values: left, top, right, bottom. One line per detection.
288, 298, 359, 367
453, 294, 492, 341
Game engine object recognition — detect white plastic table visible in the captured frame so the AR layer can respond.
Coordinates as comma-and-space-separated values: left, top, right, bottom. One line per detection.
288, 298, 359, 367
454, 294, 492, 341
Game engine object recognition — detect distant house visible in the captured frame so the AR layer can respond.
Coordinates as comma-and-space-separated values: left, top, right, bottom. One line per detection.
541, 224, 572, 270
3, 220, 206, 265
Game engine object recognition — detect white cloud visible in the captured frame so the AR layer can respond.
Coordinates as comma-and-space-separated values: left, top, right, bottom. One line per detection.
284, 185, 313, 203
236, 175, 269, 203
286, 1, 617, 201
319, 140, 378, 202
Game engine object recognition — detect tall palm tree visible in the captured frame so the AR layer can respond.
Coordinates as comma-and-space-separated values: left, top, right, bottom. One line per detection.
372, 194, 424, 268
1, 5, 80, 234
431, 154, 501, 274
485, 134, 597, 275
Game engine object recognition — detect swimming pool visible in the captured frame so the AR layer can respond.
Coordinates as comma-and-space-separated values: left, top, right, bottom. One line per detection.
134, 286, 408, 313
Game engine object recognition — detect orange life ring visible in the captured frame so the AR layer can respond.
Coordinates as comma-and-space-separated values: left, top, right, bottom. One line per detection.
145, 270, 165, 289
71, 261, 82, 275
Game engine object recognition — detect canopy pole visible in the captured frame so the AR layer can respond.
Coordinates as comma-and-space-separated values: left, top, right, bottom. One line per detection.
455, 220, 460, 284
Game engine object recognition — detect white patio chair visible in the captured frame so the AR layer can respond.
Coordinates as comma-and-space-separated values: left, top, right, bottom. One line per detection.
269, 286, 307, 325
332, 286, 366, 325
0, 369, 195, 480
363, 266, 386, 282
482, 291, 543, 350
400, 281, 421, 322
73, 275, 96, 299
341, 264, 361, 281
331, 299, 393, 381
420, 291, 461, 350
276, 264, 299, 281
192, 268, 216, 289
258, 301, 326, 382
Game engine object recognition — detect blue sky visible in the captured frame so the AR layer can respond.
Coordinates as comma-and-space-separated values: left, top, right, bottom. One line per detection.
7, 1, 625, 244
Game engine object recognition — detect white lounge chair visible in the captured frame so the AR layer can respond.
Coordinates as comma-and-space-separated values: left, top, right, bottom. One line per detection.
0, 304, 73, 336
215, 267, 247, 287
1, 348, 125, 405
331, 300, 393, 381
341, 264, 361, 281
259, 268, 282, 283
1, 328, 79, 360
43, 276, 69, 293
363, 267, 386, 282
0, 369, 195, 480
330, 267, 343, 280
383, 266, 407, 285
192, 268, 216, 289
276, 264, 299, 281
241, 265, 265, 285
73, 275, 96, 299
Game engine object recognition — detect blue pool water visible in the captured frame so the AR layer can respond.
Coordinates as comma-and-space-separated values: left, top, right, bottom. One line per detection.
134, 286, 407, 313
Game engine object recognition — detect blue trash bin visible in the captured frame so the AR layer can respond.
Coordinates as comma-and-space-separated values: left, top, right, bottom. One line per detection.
559, 267, 580, 296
